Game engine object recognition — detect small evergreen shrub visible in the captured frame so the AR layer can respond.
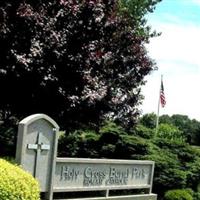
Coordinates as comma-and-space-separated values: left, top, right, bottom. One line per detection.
164, 189, 193, 200
0, 158, 40, 200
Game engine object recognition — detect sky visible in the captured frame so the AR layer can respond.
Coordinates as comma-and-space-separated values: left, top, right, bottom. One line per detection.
141, 0, 200, 121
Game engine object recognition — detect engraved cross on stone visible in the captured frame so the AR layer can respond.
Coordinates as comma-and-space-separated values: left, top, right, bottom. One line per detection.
27, 132, 50, 178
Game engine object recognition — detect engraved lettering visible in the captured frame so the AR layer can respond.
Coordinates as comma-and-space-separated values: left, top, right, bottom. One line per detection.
109, 167, 129, 179
84, 167, 105, 179
131, 168, 146, 179
105, 177, 128, 185
83, 167, 106, 186
57, 163, 151, 189
105, 168, 129, 185
60, 166, 79, 181
83, 177, 103, 186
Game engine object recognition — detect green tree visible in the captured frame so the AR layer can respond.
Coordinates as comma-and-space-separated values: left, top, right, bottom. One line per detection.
163, 114, 200, 144
157, 123, 185, 142
171, 115, 193, 139
189, 119, 200, 144
131, 124, 155, 139
159, 114, 173, 125
140, 113, 157, 129
118, 0, 162, 37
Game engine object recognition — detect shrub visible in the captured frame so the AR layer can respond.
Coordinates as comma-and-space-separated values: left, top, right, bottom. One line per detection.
193, 192, 200, 200
58, 129, 100, 157
164, 189, 193, 200
133, 124, 155, 139
145, 146, 187, 195
0, 158, 40, 200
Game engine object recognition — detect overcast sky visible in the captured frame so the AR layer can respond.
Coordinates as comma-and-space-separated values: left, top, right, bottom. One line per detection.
140, 0, 200, 121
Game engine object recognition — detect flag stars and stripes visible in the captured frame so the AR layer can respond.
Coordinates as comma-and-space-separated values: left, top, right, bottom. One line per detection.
160, 79, 166, 107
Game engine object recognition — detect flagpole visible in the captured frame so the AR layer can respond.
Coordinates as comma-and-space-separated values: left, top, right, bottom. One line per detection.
155, 75, 163, 137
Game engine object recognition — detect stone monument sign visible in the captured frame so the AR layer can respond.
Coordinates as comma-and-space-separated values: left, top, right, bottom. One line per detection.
16, 114, 157, 200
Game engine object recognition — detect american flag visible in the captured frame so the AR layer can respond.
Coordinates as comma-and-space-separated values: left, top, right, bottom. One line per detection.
160, 79, 166, 107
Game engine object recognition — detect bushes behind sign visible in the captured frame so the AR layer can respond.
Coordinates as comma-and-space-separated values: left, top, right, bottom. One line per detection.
0, 158, 40, 200
164, 189, 193, 200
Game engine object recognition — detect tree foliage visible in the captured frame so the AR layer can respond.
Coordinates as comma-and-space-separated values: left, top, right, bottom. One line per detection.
170, 114, 200, 144
118, 0, 162, 37
157, 123, 185, 142
0, 0, 158, 131
139, 112, 157, 129
141, 113, 200, 145
131, 124, 154, 139
58, 120, 150, 159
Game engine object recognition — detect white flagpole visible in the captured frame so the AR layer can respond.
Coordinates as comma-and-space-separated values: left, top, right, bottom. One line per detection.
155, 75, 163, 137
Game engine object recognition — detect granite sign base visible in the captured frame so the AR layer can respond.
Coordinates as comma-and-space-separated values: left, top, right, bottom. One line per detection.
54, 194, 157, 200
